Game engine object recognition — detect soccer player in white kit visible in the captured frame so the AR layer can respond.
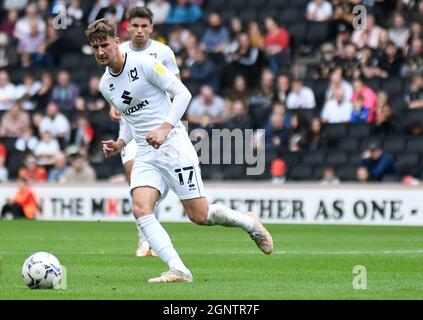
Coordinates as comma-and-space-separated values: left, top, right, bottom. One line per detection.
109, 8, 180, 257
86, 18, 273, 283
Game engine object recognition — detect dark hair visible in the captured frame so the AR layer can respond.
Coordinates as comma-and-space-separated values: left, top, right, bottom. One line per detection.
128, 7, 154, 24
85, 18, 117, 43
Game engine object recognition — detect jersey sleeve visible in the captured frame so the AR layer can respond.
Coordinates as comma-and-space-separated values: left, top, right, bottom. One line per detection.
142, 56, 179, 92
162, 45, 180, 75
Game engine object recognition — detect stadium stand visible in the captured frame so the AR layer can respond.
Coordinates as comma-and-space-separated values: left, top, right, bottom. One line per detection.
0, 0, 422, 184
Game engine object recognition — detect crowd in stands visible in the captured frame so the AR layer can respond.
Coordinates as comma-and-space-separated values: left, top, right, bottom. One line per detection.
0, 0, 422, 184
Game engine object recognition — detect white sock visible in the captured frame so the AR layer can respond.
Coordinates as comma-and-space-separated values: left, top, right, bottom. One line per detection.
136, 214, 190, 274
206, 204, 255, 232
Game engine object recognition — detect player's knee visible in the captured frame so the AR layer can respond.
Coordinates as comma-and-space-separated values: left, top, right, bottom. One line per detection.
132, 203, 155, 217
187, 208, 209, 225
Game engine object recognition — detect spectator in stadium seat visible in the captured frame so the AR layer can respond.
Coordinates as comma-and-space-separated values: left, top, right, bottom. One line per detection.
18, 153, 47, 183
338, 42, 359, 79
0, 9, 18, 39
352, 78, 377, 123
0, 103, 30, 138
376, 41, 403, 78
182, 46, 219, 93
147, 0, 171, 25
66, 0, 85, 28
37, 0, 51, 21
39, 102, 71, 143
270, 158, 286, 184
15, 126, 39, 153
201, 12, 228, 58
0, 70, 16, 111
48, 152, 68, 183
0, 150, 8, 182
350, 95, 370, 123
356, 45, 384, 79
1, 177, 39, 220
264, 113, 290, 152
321, 87, 353, 123
388, 13, 410, 49
16, 19, 45, 67
405, 75, 423, 110
407, 21, 423, 49
221, 99, 252, 131
304, 117, 329, 151
69, 114, 95, 151
351, 14, 385, 49
51, 70, 80, 113
166, 0, 202, 24
226, 33, 264, 89
264, 16, 290, 75
248, 21, 265, 50
320, 167, 340, 185
79, 75, 106, 111
62, 152, 96, 184
14, 73, 42, 111
88, 0, 125, 24
13, 3, 46, 41
225, 74, 250, 105
288, 114, 307, 152
325, 67, 353, 103
286, 79, 316, 110
187, 85, 227, 129
402, 38, 423, 77
306, 0, 333, 22
34, 131, 61, 167
356, 166, 370, 183
34, 71, 54, 112
314, 42, 338, 79
275, 74, 290, 105
0, 31, 17, 69
361, 142, 396, 181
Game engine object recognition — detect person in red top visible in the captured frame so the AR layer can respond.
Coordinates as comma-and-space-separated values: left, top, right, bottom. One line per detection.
264, 16, 291, 75
18, 153, 48, 183
1, 177, 39, 220
0, 142, 7, 159
352, 78, 378, 123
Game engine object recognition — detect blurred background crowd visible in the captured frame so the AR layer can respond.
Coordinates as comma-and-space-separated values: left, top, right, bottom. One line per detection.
0, 0, 422, 184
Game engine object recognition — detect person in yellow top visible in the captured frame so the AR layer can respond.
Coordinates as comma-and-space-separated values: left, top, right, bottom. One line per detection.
1, 177, 40, 220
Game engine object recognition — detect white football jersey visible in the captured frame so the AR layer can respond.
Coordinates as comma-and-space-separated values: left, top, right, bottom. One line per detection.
118, 39, 179, 137
99, 52, 183, 148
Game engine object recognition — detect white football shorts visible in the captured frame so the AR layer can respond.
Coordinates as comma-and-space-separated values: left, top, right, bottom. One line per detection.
130, 127, 205, 201
120, 139, 138, 165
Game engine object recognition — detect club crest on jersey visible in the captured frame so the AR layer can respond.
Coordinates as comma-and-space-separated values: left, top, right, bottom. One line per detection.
128, 67, 139, 82
123, 99, 149, 116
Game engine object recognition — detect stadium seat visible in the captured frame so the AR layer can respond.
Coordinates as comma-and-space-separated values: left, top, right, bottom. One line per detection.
267, 0, 289, 10
259, 8, 278, 21
0, 137, 17, 152
391, 95, 407, 115
348, 151, 363, 166
348, 123, 371, 139
405, 137, 423, 153
222, 164, 246, 180
288, 22, 308, 47
227, 0, 245, 11
288, 0, 309, 8
287, 164, 313, 181
325, 151, 348, 166
404, 110, 423, 127
303, 151, 326, 165
382, 136, 406, 155
279, 8, 300, 27
61, 53, 82, 70
248, 0, 268, 10
395, 153, 420, 176
280, 152, 303, 167
360, 136, 382, 151
206, 0, 226, 11
6, 150, 26, 180
323, 123, 349, 140
381, 77, 403, 96
239, 9, 258, 23
337, 137, 360, 153
220, 10, 238, 24
306, 22, 330, 45
336, 165, 358, 181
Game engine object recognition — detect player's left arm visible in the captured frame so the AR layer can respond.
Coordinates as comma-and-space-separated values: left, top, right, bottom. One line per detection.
143, 59, 192, 149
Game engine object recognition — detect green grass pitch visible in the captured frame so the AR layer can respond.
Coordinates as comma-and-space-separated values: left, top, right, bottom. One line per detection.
0, 220, 422, 299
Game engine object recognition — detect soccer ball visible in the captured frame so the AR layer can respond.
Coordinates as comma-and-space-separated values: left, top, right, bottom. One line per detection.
22, 252, 62, 289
